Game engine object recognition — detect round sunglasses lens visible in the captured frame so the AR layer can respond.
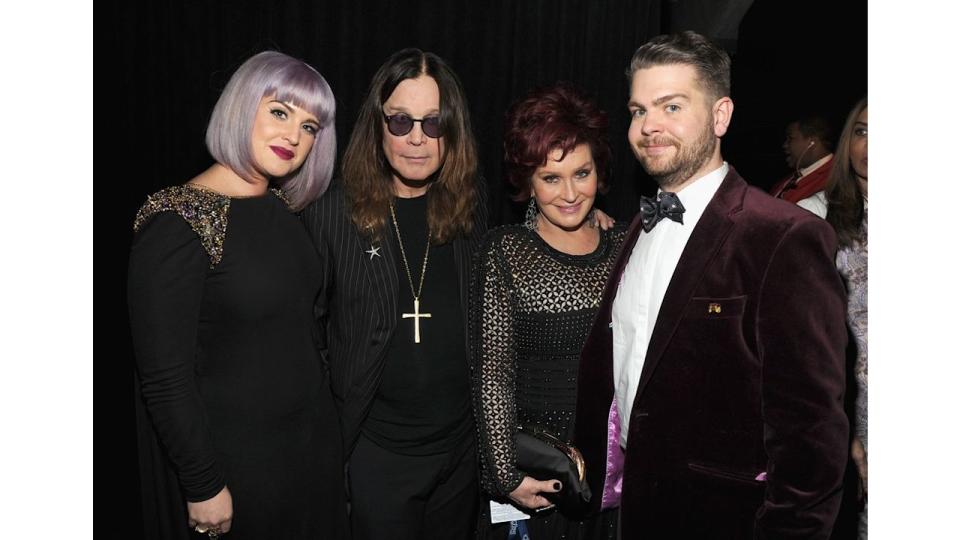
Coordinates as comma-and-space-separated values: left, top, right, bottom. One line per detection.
422, 117, 442, 138
388, 115, 414, 136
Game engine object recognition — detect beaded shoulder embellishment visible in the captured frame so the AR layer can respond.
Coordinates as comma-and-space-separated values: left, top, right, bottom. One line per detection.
270, 187, 293, 210
133, 185, 231, 268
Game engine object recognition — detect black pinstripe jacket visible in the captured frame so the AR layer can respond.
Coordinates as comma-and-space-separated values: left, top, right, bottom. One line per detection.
301, 179, 488, 456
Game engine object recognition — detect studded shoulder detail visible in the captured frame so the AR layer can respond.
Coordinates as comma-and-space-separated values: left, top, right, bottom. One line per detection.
270, 187, 294, 210
133, 185, 231, 268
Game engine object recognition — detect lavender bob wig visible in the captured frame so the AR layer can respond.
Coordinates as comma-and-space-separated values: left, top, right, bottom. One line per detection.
206, 51, 336, 211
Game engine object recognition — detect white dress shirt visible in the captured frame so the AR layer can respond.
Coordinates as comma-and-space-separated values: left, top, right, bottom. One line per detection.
798, 153, 833, 179
797, 190, 828, 218
612, 162, 728, 447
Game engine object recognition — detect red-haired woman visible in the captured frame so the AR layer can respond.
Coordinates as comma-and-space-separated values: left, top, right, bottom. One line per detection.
471, 82, 624, 539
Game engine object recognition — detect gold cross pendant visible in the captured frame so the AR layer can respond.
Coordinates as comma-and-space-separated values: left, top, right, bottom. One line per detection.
402, 298, 432, 343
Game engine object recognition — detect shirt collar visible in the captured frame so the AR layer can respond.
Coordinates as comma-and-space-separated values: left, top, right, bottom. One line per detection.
659, 162, 728, 222
799, 153, 833, 177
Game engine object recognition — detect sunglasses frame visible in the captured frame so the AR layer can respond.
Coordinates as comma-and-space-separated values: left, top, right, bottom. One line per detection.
382, 111, 443, 139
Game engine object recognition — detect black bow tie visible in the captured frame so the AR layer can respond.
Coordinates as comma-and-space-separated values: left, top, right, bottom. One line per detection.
638, 192, 685, 232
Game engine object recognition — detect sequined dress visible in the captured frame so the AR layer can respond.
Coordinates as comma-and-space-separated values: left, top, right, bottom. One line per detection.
470, 223, 625, 539
836, 204, 868, 540
128, 185, 347, 539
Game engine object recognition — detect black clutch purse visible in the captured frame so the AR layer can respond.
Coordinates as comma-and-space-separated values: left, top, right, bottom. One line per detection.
515, 425, 591, 514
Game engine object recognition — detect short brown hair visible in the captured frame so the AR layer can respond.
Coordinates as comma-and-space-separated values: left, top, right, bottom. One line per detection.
626, 31, 731, 102
794, 115, 836, 150
503, 82, 610, 201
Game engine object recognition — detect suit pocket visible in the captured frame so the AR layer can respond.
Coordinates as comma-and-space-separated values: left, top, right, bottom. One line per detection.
683, 295, 746, 319
687, 460, 764, 487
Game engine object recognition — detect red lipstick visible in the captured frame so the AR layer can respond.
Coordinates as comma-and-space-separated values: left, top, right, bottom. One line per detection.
270, 146, 294, 160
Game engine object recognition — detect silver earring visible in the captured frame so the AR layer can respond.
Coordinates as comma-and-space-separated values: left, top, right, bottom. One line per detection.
524, 198, 539, 230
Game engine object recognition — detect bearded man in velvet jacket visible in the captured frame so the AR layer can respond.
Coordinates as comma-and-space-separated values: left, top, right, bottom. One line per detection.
574, 31, 849, 539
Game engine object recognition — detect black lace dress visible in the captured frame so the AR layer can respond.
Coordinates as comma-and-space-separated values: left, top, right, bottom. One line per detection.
470, 223, 625, 540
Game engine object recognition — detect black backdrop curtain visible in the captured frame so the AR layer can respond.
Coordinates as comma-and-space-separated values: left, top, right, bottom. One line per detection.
105, 0, 664, 226
99, 0, 864, 533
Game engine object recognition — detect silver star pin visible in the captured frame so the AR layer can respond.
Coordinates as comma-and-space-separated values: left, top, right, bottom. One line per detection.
365, 245, 381, 259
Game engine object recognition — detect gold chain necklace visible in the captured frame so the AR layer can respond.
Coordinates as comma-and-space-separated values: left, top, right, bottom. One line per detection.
389, 201, 432, 343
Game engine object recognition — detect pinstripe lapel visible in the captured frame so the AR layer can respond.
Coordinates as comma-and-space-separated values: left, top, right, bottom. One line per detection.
338, 219, 400, 452
363, 223, 399, 357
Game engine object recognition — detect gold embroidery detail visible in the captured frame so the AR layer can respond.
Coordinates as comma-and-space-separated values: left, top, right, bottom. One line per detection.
270, 187, 293, 210
133, 185, 231, 268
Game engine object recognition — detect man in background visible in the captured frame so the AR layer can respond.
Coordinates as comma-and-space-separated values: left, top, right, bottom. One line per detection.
770, 114, 835, 217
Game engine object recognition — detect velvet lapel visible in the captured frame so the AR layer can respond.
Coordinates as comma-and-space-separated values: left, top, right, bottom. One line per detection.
582, 212, 646, 392
599, 213, 646, 332
604, 213, 647, 317
632, 169, 747, 402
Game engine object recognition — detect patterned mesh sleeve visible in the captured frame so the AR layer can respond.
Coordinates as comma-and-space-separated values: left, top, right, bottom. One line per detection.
469, 234, 525, 497
837, 232, 868, 447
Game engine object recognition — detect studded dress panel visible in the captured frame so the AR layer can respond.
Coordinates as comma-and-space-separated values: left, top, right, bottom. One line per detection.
470, 224, 626, 497
133, 185, 291, 268
836, 208, 868, 540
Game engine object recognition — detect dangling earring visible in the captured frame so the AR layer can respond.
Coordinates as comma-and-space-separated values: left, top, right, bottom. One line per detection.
524, 197, 539, 230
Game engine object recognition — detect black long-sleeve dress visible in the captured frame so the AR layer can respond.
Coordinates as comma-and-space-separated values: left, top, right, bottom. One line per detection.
470, 223, 625, 540
128, 185, 348, 540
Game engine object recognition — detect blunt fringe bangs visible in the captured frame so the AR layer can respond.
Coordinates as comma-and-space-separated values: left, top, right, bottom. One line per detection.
206, 51, 337, 210
626, 30, 731, 103
503, 82, 611, 201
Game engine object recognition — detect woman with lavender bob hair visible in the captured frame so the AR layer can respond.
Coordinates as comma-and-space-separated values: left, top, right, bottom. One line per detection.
206, 50, 337, 210
128, 51, 348, 539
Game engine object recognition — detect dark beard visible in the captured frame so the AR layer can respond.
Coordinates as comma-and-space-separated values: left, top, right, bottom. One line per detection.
642, 120, 717, 190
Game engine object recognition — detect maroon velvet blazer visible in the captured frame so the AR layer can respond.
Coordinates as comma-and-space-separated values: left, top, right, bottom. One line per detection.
769, 155, 835, 203
574, 167, 849, 539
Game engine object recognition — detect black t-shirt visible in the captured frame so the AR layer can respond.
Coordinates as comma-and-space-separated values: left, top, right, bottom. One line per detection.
361, 194, 472, 455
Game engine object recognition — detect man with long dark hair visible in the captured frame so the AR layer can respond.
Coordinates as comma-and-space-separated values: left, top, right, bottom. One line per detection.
301, 48, 485, 540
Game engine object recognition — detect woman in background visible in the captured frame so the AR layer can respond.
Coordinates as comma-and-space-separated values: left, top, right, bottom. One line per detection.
471, 82, 624, 540
825, 96, 868, 539
128, 51, 347, 539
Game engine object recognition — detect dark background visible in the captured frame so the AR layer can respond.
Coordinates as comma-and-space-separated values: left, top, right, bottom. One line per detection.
100, 0, 865, 533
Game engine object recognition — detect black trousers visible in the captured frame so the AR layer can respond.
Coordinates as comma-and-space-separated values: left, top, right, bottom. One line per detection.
348, 433, 479, 540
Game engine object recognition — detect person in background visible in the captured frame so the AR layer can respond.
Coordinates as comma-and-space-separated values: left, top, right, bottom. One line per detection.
128, 51, 348, 539
300, 48, 485, 540
771, 114, 835, 217
471, 82, 624, 540
824, 96, 868, 539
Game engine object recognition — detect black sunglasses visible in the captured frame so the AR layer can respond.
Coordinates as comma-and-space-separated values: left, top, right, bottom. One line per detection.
382, 111, 443, 138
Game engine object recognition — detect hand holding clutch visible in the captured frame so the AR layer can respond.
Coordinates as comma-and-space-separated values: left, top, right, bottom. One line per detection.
508, 476, 562, 511
515, 426, 592, 515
